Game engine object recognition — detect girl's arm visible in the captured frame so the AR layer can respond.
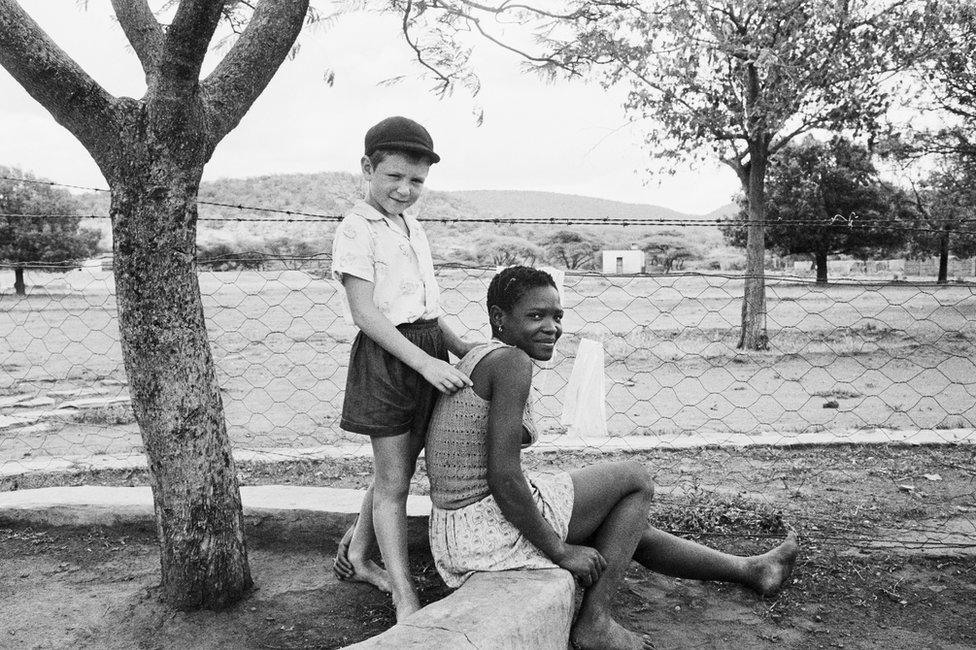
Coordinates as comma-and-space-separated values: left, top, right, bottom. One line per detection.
437, 317, 476, 359
343, 275, 471, 394
483, 348, 605, 586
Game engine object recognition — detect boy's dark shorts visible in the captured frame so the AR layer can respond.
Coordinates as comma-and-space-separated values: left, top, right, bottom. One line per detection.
340, 319, 449, 439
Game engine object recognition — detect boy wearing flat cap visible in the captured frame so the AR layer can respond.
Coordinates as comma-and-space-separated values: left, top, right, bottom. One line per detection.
331, 116, 474, 619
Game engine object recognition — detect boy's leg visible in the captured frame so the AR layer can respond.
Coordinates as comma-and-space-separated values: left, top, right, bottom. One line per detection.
566, 462, 655, 650
632, 525, 798, 597
370, 431, 425, 621
333, 483, 392, 593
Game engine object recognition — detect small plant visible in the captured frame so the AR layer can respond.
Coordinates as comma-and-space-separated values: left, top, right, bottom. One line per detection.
934, 416, 968, 430
69, 404, 136, 426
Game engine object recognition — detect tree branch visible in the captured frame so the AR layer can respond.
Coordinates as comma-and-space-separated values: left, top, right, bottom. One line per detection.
0, 0, 116, 162
159, 0, 226, 93
201, 0, 310, 144
400, 0, 454, 95
111, 0, 163, 78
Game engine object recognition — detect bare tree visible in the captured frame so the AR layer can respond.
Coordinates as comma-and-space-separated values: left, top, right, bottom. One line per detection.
0, 0, 310, 609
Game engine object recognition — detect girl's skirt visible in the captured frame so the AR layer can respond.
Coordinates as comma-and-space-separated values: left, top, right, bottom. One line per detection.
429, 472, 575, 588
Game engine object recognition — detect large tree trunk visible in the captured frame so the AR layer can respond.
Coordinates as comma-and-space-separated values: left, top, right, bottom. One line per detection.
1, 0, 309, 611
738, 143, 769, 350
815, 250, 829, 284
13, 266, 25, 295
110, 157, 251, 610
937, 231, 949, 284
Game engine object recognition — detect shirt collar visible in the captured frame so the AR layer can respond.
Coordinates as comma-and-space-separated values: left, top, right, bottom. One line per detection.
349, 200, 386, 222
350, 199, 421, 231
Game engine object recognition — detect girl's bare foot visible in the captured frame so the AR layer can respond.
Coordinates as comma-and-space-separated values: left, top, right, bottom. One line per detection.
333, 525, 393, 593
571, 613, 653, 650
392, 590, 422, 621
749, 529, 799, 597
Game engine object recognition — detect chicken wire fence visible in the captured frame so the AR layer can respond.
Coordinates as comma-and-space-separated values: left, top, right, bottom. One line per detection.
2, 254, 975, 554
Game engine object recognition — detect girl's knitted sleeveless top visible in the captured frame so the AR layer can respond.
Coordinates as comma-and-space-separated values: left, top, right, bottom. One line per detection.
426, 339, 538, 510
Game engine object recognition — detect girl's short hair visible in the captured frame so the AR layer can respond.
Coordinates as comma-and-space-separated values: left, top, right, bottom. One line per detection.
486, 266, 557, 315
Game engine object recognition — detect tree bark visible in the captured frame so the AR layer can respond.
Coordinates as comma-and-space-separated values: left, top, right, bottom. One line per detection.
13, 267, 25, 295
738, 141, 769, 350
111, 164, 251, 609
815, 250, 828, 284
937, 231, 949, 284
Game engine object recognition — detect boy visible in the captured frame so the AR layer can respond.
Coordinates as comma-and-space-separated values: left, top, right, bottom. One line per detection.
331, 116, 473, 620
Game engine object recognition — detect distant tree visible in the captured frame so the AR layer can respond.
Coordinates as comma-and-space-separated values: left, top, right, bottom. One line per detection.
471, 234, 543, 266
196, 243, 266, 272
0, 168, 99, 295
641, 230, 700, 273
721, 138, 907, 284
263, 236, 320, 270
541, 230, 602, 269
904, 158, 976, 283
565, 0, 920, 348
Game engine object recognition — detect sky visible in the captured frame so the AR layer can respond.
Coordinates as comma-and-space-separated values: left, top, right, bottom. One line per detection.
0, 2, 740, 215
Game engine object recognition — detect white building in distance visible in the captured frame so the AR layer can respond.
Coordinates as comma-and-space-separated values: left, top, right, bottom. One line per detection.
602, 249, 645, 275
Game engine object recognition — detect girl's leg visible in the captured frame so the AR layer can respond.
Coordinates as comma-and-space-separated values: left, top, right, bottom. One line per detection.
333, 484, 392, 593
566, 461, 655, 650
633, 526, 798, 596
370, 432, 425, 621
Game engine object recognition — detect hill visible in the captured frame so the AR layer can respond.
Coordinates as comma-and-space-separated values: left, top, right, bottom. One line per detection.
75, 172, 733, 260
452, 189, 711, 221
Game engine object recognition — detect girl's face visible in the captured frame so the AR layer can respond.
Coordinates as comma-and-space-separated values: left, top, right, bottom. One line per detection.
493, 285, 563, 361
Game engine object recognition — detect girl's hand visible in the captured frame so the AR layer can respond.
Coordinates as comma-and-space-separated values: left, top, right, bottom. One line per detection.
419, 357, 473, 394
554, 543, 606, 587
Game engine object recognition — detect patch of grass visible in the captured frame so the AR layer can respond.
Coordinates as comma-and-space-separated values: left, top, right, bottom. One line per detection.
811, 388, 863, 399
934, 416, 969, 430
68, 404, 136, 426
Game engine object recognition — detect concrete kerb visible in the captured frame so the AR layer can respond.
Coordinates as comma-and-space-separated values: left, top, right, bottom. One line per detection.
4, 427, 974, 478
0, 485, 576, 649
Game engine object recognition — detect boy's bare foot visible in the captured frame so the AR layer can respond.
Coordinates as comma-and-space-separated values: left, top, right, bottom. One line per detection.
392, 590, 422, 622
571, 613, 653, 650
333, 524, 393, 593
749, 528, 799, 597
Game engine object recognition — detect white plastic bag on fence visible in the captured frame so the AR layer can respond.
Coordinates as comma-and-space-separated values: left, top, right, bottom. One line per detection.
560, 338, 608, 439
538, 266, 566, 306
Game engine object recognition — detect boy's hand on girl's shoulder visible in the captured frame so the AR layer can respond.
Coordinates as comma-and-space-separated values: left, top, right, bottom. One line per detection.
419, 357, 473, 394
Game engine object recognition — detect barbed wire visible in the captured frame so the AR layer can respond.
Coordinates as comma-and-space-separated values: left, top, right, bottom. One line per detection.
4, 175, 976, 232
5, 210, 976, 234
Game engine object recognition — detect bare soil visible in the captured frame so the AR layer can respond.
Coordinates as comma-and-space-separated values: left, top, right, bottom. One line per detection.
2, 444, 974, 649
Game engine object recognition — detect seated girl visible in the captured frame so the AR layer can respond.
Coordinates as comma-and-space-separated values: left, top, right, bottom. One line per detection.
425, 266, 798, 650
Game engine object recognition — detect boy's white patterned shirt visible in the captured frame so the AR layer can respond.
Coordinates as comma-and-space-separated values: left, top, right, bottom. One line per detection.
331, 200, 441, 326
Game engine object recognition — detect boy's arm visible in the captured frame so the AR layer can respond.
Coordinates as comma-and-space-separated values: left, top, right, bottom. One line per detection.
343, 275, 471, 394
484, 348, 606, 587
438, 317, 477, 359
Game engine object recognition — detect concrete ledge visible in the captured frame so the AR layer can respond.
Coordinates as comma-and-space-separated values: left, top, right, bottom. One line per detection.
347, 569, 576, 650
0, 485, 431, 528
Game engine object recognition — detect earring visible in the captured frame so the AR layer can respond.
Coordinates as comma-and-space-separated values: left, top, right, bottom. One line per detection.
497, 325, 504, 333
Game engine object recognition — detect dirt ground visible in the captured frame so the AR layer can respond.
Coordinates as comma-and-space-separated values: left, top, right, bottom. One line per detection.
2, 444, 974, 649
